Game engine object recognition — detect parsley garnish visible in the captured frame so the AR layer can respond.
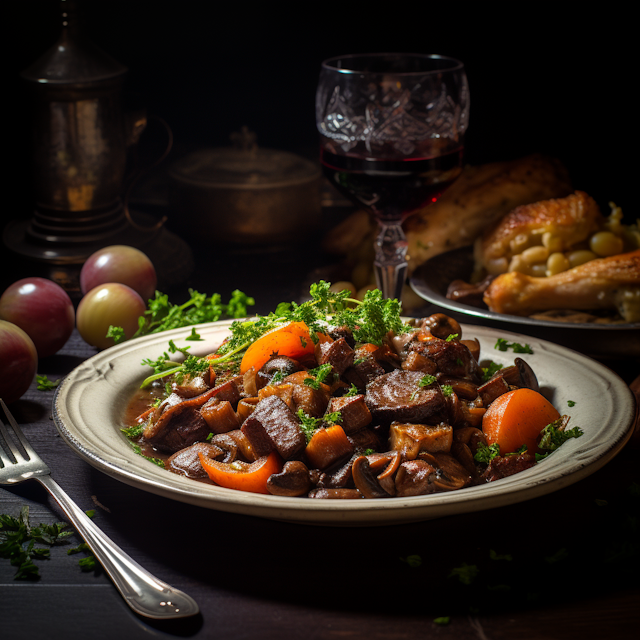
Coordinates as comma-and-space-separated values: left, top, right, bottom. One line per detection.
410, 374, 437, 400
0, 506, 99, 578
36, 374, 60, 391
536, 417, 583, 460
449, 562, 480, 585
107, 288, 255, 344
495, 338, 533, 354
481, 361, 504, 382
473, 442, 501, 463
344, 384, 359, 397
567, 400, 576, 407
296, 408, 342, 443
141, 281, 409, 389
400, 554, 423, 567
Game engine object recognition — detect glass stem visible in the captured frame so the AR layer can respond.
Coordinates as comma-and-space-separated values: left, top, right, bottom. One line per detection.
374, 222, 408, 300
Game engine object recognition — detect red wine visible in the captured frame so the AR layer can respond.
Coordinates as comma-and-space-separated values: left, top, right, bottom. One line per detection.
320, 145, 463, 223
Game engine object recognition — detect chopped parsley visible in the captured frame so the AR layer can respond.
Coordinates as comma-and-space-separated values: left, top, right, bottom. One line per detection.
567, 400, 576, 407
296, 408, 342, 443
481, 361, 504, 382
410, 374, 437, 401
304, 364, 334, 389
473, 442, 501, 463
140, 280, 409, 390
0, 506, 97, 578
36, 374, 60, 391
107, 289, 255, 344
536, 417, 583, 460
495, 338, 533, 354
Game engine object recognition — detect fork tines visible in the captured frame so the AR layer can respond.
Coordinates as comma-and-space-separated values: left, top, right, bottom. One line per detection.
0, 398, 38, 468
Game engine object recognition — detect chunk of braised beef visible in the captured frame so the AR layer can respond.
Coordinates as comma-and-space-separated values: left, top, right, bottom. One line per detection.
478, 375, 511, 406
314, 337, 355, 376
401, 351, 438, 374
389, 422, 453, 459
212, 375, 242, 406
328, 325, 355, 348
481, 452, 536, 482
408, 338, 480, 381
144, 406, 210, 453
166, 442, 223, 478
347, 427, 381, 453
241, 395, 306, 460
342, 345, 387, 392
326, 394, 372, 434
365, 370, 446, 425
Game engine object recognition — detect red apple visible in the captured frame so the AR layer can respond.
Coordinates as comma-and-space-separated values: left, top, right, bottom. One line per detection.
0, 277, 75, 357
80, 245, 157, 303
0, 320, 38, 404
76, 283, 147, 349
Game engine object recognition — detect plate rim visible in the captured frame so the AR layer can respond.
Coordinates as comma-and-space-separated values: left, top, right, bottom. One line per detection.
52, 319, 636, 526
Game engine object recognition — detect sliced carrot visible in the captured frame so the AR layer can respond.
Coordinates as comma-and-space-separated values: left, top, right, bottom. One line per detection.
482, 388, 561, 455
240, 322, 329, 374
197, 450, 282, 494
304, 424, 354, 470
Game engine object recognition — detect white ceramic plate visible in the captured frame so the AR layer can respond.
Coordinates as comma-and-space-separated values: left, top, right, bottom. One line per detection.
53, 320, 636, 526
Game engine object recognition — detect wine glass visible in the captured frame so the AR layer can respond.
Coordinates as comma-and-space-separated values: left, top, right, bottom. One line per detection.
316, 53, 469, 300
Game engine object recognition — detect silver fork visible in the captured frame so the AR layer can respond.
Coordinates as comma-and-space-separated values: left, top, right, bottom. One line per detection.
0, 398, 199, 619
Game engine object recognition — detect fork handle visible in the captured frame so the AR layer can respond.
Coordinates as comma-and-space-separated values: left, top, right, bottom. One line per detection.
37, 474, 199, 619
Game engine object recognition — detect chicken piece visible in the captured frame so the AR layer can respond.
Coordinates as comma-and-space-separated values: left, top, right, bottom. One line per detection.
483, 250, 640, 322
476, 191, 604, 276
322, 154, 573, 273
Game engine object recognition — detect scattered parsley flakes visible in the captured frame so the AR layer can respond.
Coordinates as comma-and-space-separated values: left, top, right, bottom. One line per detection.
184, 327, 203, 341
473, 442, 501, 464
495, 338, 533, 354
400, 554, 422, 567
489, 549, 513, 561
567, 400, 576, 407
537, 417, 583, 454
36, 374, 60, 391
445, 333, 459, 342
481, 361, 504, 382
449, 562, 479, 585
441, 384, 454, 397
0, 506, 97, 579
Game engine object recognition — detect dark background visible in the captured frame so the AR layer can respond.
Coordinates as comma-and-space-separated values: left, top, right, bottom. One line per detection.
10, 1, 635, 215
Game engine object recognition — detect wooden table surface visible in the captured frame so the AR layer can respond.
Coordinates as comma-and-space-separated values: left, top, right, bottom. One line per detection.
1, 243, 639, 640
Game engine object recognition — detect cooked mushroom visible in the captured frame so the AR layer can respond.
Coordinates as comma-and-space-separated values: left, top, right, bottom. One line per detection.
421, 313, 462, 340
266, 461, 311, 496
394, 459, 437, 496
166, 442, 224, 478
351, 456, 391, 499
515, 357, 539, 392
256, 356, 302, 390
